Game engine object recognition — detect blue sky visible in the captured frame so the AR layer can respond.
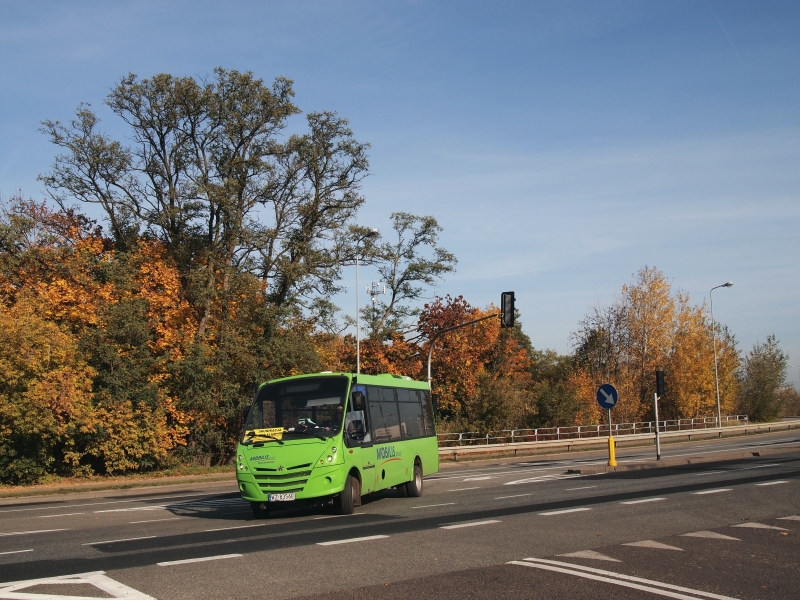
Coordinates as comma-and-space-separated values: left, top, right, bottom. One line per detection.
1, 1, 798, 387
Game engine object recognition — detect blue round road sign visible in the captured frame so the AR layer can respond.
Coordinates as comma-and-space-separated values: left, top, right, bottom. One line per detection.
596, 384, 618, 409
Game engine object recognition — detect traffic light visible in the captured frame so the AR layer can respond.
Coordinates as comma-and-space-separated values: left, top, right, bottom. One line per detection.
500, 291, 515, 328
656, 370, 665, 397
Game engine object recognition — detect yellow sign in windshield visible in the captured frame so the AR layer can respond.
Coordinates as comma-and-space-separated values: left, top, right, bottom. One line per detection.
245, 427, 286, 441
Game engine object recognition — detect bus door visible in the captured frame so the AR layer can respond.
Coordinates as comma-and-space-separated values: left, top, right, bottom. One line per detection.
346, 385, 376, 494
367, 386, 406, 488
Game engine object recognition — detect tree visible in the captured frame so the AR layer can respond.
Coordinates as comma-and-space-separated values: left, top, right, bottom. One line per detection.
39, 69, 370, 338
361, 213, 456, 339
572, 266, 741, 423
737, 335, 788, 422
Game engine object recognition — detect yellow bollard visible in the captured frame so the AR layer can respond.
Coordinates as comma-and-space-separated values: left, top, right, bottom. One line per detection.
607, 435, 617, 467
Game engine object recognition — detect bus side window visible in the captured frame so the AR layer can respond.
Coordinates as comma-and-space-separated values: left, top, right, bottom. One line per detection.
419, 390, 435, 436
397, 389, 424, 439
379, 388, 403, 441
366, 386, 390, 443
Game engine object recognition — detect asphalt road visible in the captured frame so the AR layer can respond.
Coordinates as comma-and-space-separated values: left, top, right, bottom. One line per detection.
1, 430, 798, 600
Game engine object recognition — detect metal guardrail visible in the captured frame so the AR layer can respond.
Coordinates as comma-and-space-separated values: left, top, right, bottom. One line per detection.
436, 415, 749, 447
437, 417, 800, 459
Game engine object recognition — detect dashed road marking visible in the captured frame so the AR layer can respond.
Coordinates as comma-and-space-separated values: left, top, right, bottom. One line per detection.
565, 485, 597, 490
539, 507, 592, 516
447, 487, 480, 492
83, 535, 156, 546
558, 550, 620, 562
0, 529, 67, 537
692, 489, 732, 495
754, 480, 788, 486
623, 540, 683, 551
440, 520, 501, 529
732, 522, 787, 531
778, 515, 800, 521
37, 512, 85, 518
317, 535, 389, 545
621, 498, 666, 505
495, 493, 534, 499
411, 503, 456, 509
681, 531, 740, 541
130, 517, 183, 524
158, 554, 242, 566
0, 549, 33, 556
204, 523, 265, 532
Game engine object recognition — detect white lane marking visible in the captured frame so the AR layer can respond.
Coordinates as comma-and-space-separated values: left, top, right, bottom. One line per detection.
539, 507, 592, 516
736, 463, 780, 471
692, 489, 732, 495
495, 493, 534, 499
0, 529, 67, 537
317, 535, 389, 545
505, 474, 582, 486
0, 491, 227, 514
130, 517, 183, 524
565, 486, 597, 490
447, 487, 480, 492
0, 570, 156, 599
681, 531, 740, 541
0, 549, 33, 555
621, 498, 666, 505
37, 512, 84, 518
693, 471, 723, 476
778, 515, 800, 521
312, 514, 364, 520
558, 550, 620, 562
732, 522, 787, 531
623, 540, 683, 551
411, 503, 456, 509
158, 554, 242, 566
755, 480, 788, 486
83, 535, 156, 545
204, 523, 265, 532
440, 520, 501, 529
513, 558, 740, 600
94, 506, 168, 514
462, 476, 496, 481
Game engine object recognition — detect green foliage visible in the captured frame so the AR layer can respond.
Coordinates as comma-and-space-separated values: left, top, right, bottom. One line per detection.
737, 335, 788, 422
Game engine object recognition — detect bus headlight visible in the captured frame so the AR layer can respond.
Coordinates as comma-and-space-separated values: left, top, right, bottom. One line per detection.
327, 456, 333, 462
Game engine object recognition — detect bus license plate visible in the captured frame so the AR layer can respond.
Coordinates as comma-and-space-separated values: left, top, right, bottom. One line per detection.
268, 493, 295, 502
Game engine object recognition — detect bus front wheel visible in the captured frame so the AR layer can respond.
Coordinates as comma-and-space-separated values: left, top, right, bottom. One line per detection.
336, 473, 358, 515
405, 463, 423, 497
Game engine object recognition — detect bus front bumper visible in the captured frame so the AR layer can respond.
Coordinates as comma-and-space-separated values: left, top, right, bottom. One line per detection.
237, 466, 346, 503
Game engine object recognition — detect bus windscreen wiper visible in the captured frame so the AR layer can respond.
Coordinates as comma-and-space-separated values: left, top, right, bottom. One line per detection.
289, 430, 328, 441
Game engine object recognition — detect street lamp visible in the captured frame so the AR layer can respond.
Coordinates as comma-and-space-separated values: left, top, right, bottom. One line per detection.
356, 228, 379, 375
710, 281, 733, 429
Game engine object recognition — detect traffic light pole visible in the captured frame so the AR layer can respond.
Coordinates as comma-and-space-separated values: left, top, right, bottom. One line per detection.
426, 313, 500, 392
653, 393, 661, 460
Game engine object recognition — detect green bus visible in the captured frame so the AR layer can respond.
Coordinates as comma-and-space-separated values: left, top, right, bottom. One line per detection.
236, 372, 439, 517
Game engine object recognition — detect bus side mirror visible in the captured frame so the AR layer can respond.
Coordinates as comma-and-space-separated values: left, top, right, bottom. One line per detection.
352, 391, 365, 412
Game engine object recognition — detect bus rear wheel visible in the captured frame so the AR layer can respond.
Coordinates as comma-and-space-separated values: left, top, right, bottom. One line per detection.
405, 463, 423, 497
250, 501, 270, 519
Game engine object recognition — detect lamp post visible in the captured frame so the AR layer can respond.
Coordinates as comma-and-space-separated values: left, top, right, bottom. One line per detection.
356, 228, 379, 375
710, 281, 733, 429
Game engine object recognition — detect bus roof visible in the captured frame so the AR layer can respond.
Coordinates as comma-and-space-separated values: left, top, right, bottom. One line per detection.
260, 372, 429, 389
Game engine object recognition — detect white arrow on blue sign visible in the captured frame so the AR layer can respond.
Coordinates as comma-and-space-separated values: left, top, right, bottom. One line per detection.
596, 384, 619, 409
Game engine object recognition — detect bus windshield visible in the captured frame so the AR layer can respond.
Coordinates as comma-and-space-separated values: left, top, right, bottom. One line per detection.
242, 376, 349, 444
